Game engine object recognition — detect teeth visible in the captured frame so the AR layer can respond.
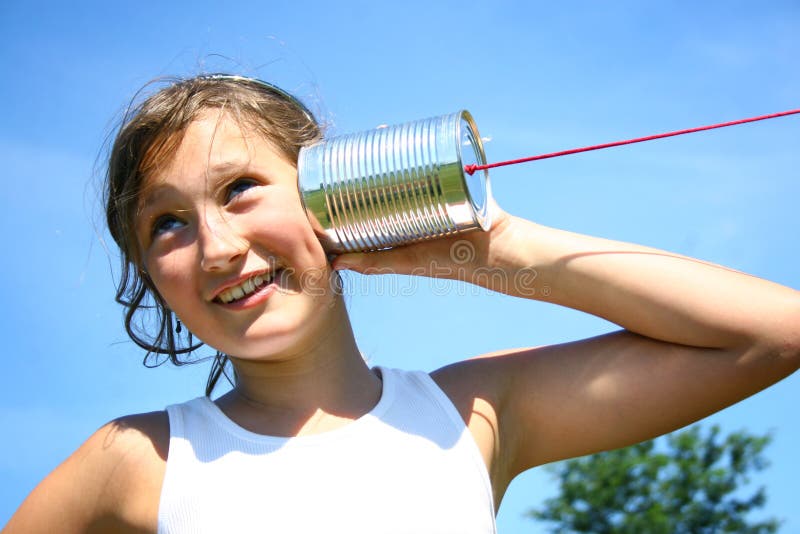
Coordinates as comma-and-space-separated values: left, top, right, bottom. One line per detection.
217, 271, 275, 304
243, 278, 255, 294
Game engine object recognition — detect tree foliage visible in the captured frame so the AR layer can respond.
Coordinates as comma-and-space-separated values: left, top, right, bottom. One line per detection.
528, 425, 781, 533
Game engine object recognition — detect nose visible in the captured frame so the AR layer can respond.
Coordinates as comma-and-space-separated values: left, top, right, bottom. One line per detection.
198, 209, 248, 271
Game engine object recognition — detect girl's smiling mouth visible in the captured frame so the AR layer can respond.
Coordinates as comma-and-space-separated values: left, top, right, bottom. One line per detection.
213, 268, 284, 307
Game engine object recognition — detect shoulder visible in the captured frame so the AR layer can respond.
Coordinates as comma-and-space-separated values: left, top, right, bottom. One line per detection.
103, 410, 171, 458
430, 348, 531, 413
90, 411, 170, 530
98, 411, 171, 484
4, 410, 169, 533
428, 347, 557, 504
430, 353, 521, 496
81, 411, 170, 490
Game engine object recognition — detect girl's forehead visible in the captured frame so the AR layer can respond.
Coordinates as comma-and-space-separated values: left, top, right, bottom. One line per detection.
179, 111, 256, 160
144, 112, 261, 187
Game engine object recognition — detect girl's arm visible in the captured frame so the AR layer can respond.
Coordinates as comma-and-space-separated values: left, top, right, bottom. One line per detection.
333, 208, 800, 480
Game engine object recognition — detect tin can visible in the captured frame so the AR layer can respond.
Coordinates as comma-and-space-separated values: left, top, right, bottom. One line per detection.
298, 110, 492, 253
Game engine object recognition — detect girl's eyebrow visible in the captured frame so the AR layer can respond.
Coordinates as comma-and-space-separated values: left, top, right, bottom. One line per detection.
202, 159, 252, 186
139, 160, 251, 207
206, 160, 248, 176
138, 183, 177, 210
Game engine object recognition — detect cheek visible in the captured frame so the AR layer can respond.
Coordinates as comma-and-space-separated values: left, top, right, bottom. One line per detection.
254, 188, 328, 264
145, 250, 196, 305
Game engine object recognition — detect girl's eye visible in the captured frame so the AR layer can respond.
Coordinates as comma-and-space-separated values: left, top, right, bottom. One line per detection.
151, 214, 185, 237
226, 179, 258, 203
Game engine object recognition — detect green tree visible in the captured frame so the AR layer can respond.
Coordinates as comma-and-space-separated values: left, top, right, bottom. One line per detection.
528, 425, 781, 533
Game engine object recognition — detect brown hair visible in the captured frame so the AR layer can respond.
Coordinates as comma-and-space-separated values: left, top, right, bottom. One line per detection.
104, 75, 322, 395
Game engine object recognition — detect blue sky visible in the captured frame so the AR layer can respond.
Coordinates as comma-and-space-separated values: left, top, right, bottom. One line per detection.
1, 1, 798, 531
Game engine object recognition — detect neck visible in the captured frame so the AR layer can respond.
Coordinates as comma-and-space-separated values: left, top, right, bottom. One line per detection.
215, 294, 382, 436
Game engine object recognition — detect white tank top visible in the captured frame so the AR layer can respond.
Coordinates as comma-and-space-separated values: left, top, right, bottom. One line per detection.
158, 366, 497, 533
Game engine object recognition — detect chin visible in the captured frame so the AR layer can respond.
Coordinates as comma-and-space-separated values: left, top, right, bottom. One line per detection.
219, 293, 340, 360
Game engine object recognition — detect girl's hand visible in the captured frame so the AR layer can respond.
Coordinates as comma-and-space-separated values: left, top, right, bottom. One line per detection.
330, 200, 532, 296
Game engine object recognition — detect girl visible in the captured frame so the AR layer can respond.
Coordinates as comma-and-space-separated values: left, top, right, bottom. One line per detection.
5, 75, 799, 533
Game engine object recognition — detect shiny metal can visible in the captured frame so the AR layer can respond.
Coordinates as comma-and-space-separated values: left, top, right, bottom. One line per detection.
298, 110, 492, 253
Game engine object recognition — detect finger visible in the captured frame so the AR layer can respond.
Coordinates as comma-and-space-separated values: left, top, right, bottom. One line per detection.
332, 250, 401, 275
332, 245, 425, 275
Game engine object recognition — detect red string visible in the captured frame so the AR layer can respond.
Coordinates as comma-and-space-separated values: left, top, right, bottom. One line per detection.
464, 108, 800, 175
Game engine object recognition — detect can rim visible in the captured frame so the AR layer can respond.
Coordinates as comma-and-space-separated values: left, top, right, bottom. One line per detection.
457, 110, 493, 231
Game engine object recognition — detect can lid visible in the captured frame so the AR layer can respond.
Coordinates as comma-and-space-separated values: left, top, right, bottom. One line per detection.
458, 111, 492, 231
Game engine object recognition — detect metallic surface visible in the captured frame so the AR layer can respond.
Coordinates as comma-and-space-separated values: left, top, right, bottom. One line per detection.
298, 111, 491, 253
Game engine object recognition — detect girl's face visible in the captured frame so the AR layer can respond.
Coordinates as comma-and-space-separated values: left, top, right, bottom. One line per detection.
136, 110, 335, 359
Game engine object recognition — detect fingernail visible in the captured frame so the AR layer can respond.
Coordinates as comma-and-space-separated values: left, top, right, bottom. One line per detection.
333, 253, 365, 271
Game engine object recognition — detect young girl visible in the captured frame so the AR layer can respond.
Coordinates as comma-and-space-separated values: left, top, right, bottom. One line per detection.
6, 75, 799, 533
